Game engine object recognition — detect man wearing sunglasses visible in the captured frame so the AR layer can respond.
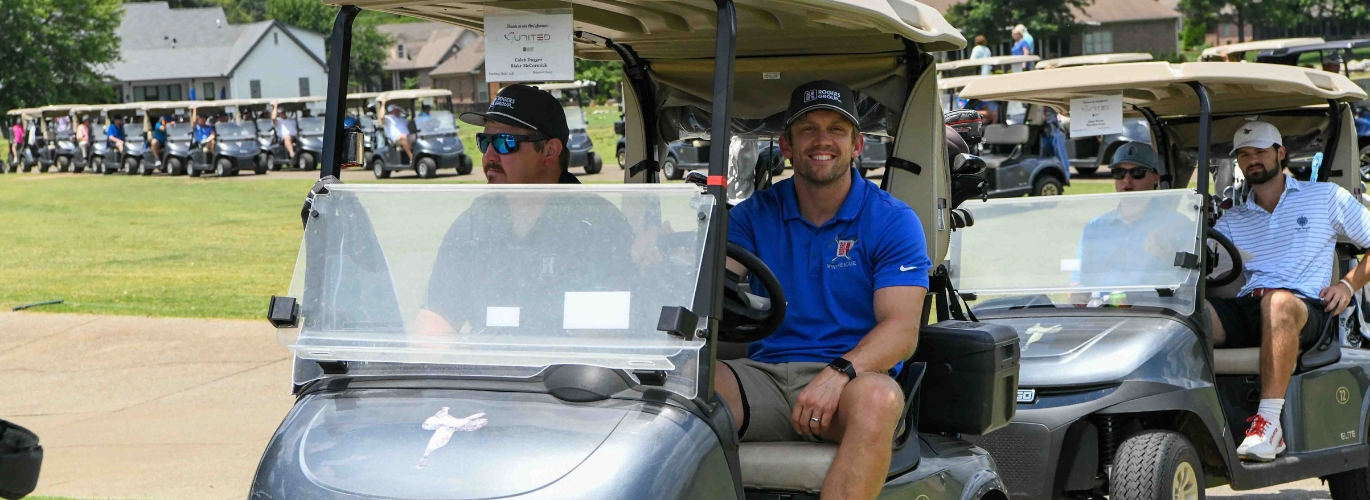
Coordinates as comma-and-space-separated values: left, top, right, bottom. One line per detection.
463, 84, 577, 184
1108, 143, 1163, 192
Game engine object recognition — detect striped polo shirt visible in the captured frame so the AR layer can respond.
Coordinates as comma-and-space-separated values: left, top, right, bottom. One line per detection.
1215, 174, 1370, 299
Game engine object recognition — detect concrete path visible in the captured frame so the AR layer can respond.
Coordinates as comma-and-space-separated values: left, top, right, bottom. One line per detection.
0, 312, 293, 500
0, 311, 1335, 499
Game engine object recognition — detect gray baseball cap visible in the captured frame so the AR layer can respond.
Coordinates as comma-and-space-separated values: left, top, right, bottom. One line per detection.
1109, 142, 1160, 172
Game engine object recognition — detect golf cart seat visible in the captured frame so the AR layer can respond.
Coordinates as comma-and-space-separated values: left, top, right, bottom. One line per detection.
1211, 250, 1343, 375
979, 124, 1029, 169
740, 442, 838, 493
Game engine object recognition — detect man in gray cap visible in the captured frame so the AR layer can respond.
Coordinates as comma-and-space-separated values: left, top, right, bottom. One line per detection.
1108, 142, 1163, 192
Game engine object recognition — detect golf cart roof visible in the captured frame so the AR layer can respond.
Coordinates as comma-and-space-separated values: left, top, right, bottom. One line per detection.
141, 101, 197, 114
37, 104, 79, 117
1200, 37, 1324, 60
534, 81, 598, 91
346, 92, 381, 104
1257, 38, 1370, 58
376, 89, 451, 102
331, 0, 966, 57
102, 102, 146, 114
7, 108, 40, 118
1035, 53, 1153, 70
936, 54, 1039, 72
957, 62, 1366, 116
939, 74, 989, 91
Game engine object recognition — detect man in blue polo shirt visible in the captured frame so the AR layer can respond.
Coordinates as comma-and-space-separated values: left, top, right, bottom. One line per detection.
1207, 121, 1370, 462
717, 80, 931, 499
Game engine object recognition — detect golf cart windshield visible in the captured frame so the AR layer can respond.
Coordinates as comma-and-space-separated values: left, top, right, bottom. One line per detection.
417, 111, 457, 133
951, 190, 1203, 315
255, 119, 274, 135
564, 107, 588, 131
280, 184, 714, 399
167, 123, 193, 138
217, 121, 256, 139
125, 123, 144, 138
298, 117, 325, 136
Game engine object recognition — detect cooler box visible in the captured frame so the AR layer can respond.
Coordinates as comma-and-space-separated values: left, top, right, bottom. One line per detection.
912, 320, 1020, 435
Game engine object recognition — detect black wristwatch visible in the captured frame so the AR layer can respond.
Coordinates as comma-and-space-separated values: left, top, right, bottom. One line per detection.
828, 357, 857, 380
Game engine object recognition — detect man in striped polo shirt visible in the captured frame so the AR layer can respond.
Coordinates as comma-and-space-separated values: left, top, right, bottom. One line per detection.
1207, 121, 1370, 462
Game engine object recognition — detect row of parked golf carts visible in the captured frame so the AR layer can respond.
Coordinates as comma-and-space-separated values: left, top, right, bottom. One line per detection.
2, 88, 478, 179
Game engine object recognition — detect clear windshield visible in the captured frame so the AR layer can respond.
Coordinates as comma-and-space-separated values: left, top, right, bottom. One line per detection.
416, 111, 457, 133
950, 190, 1203, 315
216, 121, 256, 139
564, 107, 588, 130
167, 123, 193, 138
125, 123, 144, 138
281, 184, 714, 399
254, 119, 274, 134
299, 117, 325, 136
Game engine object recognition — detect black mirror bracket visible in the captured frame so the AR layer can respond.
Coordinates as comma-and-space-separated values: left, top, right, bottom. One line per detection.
658, 306, 700, 341
267, 296, 300, 328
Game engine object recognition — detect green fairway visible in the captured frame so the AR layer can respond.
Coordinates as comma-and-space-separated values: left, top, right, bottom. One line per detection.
0, 176, 311, 319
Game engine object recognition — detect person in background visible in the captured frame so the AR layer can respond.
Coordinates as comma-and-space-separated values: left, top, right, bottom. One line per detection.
151, 115, 171, 168
383, 104, 414, 163
10, 120, 24, 164
1039, 106, 1070, 180
416, 103, 435, 131
272, 104, 298, 161
106, 115, 126, 155
970, 35, 993, 75
193, 115, 215, 153
1011, 25, 1034, 72
75, 116, 91, 164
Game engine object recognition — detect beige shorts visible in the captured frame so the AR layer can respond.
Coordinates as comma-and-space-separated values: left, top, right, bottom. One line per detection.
721, 358, 827, 442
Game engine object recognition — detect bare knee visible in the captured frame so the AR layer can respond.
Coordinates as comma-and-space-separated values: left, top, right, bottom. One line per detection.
1261, 290, 1308, 331
713, 361, 744, 426
845, 374, 904, 429
1206, 300, 1226, 345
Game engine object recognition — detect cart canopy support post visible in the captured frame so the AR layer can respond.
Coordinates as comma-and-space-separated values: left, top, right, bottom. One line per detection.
1188, 82, 1212, 197
321, 5, 360, 180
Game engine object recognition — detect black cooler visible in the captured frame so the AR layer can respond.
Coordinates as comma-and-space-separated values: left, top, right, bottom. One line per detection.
912, 321, 1020, 435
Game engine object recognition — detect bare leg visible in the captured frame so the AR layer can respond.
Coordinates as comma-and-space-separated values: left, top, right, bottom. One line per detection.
1260, 290, 1308, 399
399, 135, 414, 162
1206, 300, 1226, 347
714, 361, 745, 432
284, 135, 295, 158
151, 139, 161, 161
820, 374, 903, 500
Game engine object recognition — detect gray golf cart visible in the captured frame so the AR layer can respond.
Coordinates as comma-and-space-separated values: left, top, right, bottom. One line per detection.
940, 70, 1070, 196
35, 105, 82, 173
1034, 54, 1158, 177
100, 102, 148, 176
539, 81, 606, 175
955, 61, 1370, 499
370, 88, 472, 179
180, 100, 266, 177
250, 1, 1017, 499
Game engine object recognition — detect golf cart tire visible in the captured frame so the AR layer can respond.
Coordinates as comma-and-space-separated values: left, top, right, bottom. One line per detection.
188, 163, 202, 177
39, 162, 50, 173
663, 157, 682, 180
372, 157, 390, 179
617, 147, 626, 169
1031, 175, 1063, 196
215, 158, 236, 177
1110, 430, 1205, 500
457, 154, 473, 175
1075, 166, 1098, 177
123, 158, 138, 175
139, 161, 153, 176
57, 156, 71, 173
93, 157, 105, 174
267, 154, 281, 171
585, 152, 603, 175
416, 157, 437, 179
298, 153, 316, 171
166, 158, 183, 176
254, 158, 268, 175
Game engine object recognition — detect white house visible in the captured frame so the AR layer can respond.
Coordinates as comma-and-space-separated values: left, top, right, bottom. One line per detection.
106, 2, 327, 102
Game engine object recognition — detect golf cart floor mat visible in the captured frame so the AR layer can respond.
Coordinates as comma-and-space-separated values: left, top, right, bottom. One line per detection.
965, 422, 1051, 495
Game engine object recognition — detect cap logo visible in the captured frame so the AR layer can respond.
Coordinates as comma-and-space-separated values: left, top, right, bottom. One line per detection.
491, 96, 515, 110
804, 89, 842, 103
1243, 128, 1252, 134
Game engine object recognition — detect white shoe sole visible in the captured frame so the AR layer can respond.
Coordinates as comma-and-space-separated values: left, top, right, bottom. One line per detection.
1238, 444, 1285, 462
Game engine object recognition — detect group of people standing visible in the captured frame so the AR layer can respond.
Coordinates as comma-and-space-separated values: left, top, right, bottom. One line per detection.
968, 24, 1035, 75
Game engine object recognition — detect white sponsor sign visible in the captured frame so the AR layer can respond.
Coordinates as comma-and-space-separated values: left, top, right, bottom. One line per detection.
563, 291, 631, 330
484, 12, 574, 82
1068, 95, 1124, 137
485, 306, 520, 327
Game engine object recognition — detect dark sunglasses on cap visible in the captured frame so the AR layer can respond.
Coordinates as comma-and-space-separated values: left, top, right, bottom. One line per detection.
476, 133, 548, 155
1111, 166, 1154, 180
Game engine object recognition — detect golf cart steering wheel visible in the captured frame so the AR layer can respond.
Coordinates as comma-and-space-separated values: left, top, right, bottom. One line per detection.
719, 242, 786, 343
1207, 228, 1243, 287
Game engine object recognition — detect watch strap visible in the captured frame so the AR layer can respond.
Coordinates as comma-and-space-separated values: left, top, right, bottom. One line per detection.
828, 357, 857, 380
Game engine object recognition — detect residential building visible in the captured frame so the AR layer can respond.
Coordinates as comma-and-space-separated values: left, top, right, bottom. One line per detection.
377, 22, 481, 92
430, 37, 489, 104
107, 2, 326, 102
932, 0, 1182, 61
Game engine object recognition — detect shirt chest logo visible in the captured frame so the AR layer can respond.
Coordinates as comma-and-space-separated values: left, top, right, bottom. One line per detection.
1293, 215, 1310, 232
829, 237, 859, 269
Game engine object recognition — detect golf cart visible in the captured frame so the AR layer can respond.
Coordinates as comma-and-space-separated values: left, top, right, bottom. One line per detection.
539, 81, 606, 175
943, 76, 1069, 197
138, 101, 195, 176
35, 105, 81, 173
70, 105, 106, 174
955, 61, 1370, 499
1199, 37, 1324, 62
181, 100, 266, 177
346, 92, 381, 156
937, 54, 1041, 77
1034, 53, 1153, 70
251, 1, 1015, 500
5, 108, 40, 173
370, 88, 472, 179
84, 106, 113, 174
101, 102, 149, 176
291, 97, 329, 171
1254, 39, 1370, 170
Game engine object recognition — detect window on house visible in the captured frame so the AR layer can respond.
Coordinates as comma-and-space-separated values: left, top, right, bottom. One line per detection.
1083, 30, 1113, 55
299, 78, 310, 97
204, 82, 216, 101
397, 44, 405, 59
132, 84, 183, 101
250, 80, 262, 98
274, 32, 279, 45
477, 84, 489, 102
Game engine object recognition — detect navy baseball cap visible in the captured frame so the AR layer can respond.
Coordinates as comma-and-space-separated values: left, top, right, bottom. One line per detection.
785, 80, 860, 129
460, 84, 570, 146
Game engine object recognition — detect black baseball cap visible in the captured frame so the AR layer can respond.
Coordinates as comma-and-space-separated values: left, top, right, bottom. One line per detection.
460, 84, 570, 146
785, 80, 860, 129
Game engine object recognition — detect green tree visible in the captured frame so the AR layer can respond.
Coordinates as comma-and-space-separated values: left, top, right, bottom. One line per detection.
1, 0, 123, 111
264, 0, 391, 91
574, 60, 623, 104
946, 0, 1093, 49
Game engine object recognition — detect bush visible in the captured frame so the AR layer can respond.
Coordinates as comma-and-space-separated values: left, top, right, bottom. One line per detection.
1181, 19, 1208, 51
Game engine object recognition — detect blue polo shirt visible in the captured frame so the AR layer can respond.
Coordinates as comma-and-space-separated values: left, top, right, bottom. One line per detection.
729, 168, 932, 371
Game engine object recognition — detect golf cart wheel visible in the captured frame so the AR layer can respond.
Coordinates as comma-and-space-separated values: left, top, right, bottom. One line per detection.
1031, 175, 1063, 196
139, 160, 153, 176
297, 152, 316, 171
617, 147, 627, 169
266, 154, 280, 171
663, 157, 682, 180
585, 152, 603, 175
166, 158, 183, 176
1359, 145, 1370, 182
21, 163, 32, 173
57, 156, 71, 173
372, 157, 390, 179
416, 157, 437, 179
457, 154, 473, 175
93, 157, 104, 174
215, 158, 234, 177
123, 158, 138, 175
1075, 166, 1099, 177
254, 157, 268, 175
39, 162, 50, 173
188, 163, 202, 177
1110, 430, 1204, 500
1328, 453, 1370, 499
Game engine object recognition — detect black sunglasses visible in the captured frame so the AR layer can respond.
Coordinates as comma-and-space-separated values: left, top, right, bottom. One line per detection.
1111, 166, 1153, 180
476, 133, 548, 155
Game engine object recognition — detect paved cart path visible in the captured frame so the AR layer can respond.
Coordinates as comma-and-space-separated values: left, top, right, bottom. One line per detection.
0, 311, 1335, 499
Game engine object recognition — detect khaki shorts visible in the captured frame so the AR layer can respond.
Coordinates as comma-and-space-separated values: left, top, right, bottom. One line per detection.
721, 358, 827, 442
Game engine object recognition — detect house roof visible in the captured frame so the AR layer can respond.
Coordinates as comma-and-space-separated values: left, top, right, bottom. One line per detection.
106, 2, 324, 82
378, 22, 468, 71
921, 0, 1179, 25
430, 37, 484, 76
